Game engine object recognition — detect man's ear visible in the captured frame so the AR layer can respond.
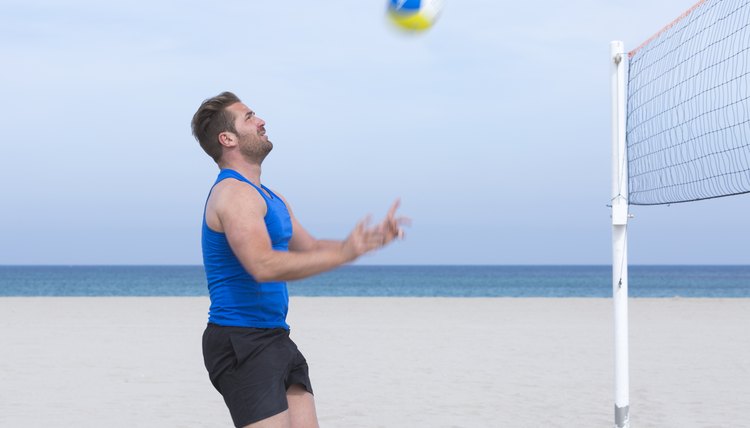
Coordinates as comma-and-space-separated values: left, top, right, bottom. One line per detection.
218, 131, 236, 148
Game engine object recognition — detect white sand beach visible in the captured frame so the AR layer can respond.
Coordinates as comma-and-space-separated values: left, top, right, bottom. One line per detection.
1, 297, 748, 427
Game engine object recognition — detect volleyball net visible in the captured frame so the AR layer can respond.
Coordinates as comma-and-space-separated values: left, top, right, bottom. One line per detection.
626, 0, 750, 205
611, 2, 750, 426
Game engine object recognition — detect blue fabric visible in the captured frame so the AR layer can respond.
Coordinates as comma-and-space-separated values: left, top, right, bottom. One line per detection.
202, 169, 293, 329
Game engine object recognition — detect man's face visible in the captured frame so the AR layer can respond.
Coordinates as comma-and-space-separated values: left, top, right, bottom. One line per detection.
226, 102, 272, 161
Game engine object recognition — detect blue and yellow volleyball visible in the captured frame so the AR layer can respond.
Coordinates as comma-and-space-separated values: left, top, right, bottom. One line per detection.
387, 0, 444, 32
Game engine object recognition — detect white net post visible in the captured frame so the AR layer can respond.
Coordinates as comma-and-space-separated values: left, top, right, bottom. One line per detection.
610, 40, 630, 428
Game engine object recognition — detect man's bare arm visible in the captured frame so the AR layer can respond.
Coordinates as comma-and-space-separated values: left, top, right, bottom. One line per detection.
279, 193, 408, 253
214, 182, 395, 282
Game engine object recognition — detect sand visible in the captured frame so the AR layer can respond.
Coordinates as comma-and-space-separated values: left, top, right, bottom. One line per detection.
1, 297, 748, 427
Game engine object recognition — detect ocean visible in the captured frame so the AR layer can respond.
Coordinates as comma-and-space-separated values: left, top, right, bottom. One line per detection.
1, 265, 749, 297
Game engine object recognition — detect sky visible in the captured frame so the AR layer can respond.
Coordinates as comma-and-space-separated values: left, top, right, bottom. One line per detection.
1, 0, 748, 265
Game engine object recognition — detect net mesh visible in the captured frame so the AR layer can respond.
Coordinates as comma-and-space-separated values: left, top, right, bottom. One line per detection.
626, 0, 750, 205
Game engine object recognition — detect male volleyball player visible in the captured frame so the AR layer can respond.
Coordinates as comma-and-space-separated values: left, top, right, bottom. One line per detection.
192, 92, 407, 428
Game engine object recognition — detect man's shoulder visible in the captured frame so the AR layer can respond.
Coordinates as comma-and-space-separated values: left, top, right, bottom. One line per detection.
210, 179, 267, 213
214, 177, 252, 192
265, 187, 289, 204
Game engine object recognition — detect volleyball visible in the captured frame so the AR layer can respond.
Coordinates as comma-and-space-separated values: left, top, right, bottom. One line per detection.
386, 0, 443, 32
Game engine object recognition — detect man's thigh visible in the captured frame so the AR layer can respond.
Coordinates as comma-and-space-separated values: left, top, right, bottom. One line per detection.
287, 384, 319, 428
241, 385, 317, 428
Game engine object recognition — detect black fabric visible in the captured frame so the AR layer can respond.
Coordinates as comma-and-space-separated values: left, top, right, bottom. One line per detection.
202, 323, 313, 427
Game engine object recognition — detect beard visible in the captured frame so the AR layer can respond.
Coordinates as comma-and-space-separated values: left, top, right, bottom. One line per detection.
238, 133, 273, 164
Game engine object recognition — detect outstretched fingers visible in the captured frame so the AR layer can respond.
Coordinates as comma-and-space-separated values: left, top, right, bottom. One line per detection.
394, 216, 411, 239
386, 198, 401, 220
344, 200, 411, 261
381, 199, 411, 243
344, 215, 385, 259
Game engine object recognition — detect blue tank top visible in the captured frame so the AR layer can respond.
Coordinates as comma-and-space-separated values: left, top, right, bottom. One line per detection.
202, 169, 293, 329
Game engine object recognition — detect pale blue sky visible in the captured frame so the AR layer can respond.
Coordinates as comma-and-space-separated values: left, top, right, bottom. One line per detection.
1, 0, 747, 265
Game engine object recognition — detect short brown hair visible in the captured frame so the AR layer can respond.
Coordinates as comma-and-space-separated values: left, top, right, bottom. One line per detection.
191, 91, 241, 162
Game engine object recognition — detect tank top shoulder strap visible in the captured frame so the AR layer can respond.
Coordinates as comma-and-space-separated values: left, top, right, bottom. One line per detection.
216, 169, 269, 200
260, 185, 282, 202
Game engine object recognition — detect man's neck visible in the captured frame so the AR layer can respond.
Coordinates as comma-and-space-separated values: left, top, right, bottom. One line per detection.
218, 160, 262, 186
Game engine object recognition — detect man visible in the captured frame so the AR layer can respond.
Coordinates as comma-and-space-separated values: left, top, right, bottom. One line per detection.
191, 92, 407, 428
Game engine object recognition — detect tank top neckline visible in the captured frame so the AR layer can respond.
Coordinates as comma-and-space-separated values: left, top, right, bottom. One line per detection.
219, 169, 275, 200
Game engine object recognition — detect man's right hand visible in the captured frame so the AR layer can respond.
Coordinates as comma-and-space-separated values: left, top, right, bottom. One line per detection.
342, 199, 410, 261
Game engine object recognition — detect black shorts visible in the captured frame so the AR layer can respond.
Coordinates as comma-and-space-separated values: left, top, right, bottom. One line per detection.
202, 323, 313, 427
